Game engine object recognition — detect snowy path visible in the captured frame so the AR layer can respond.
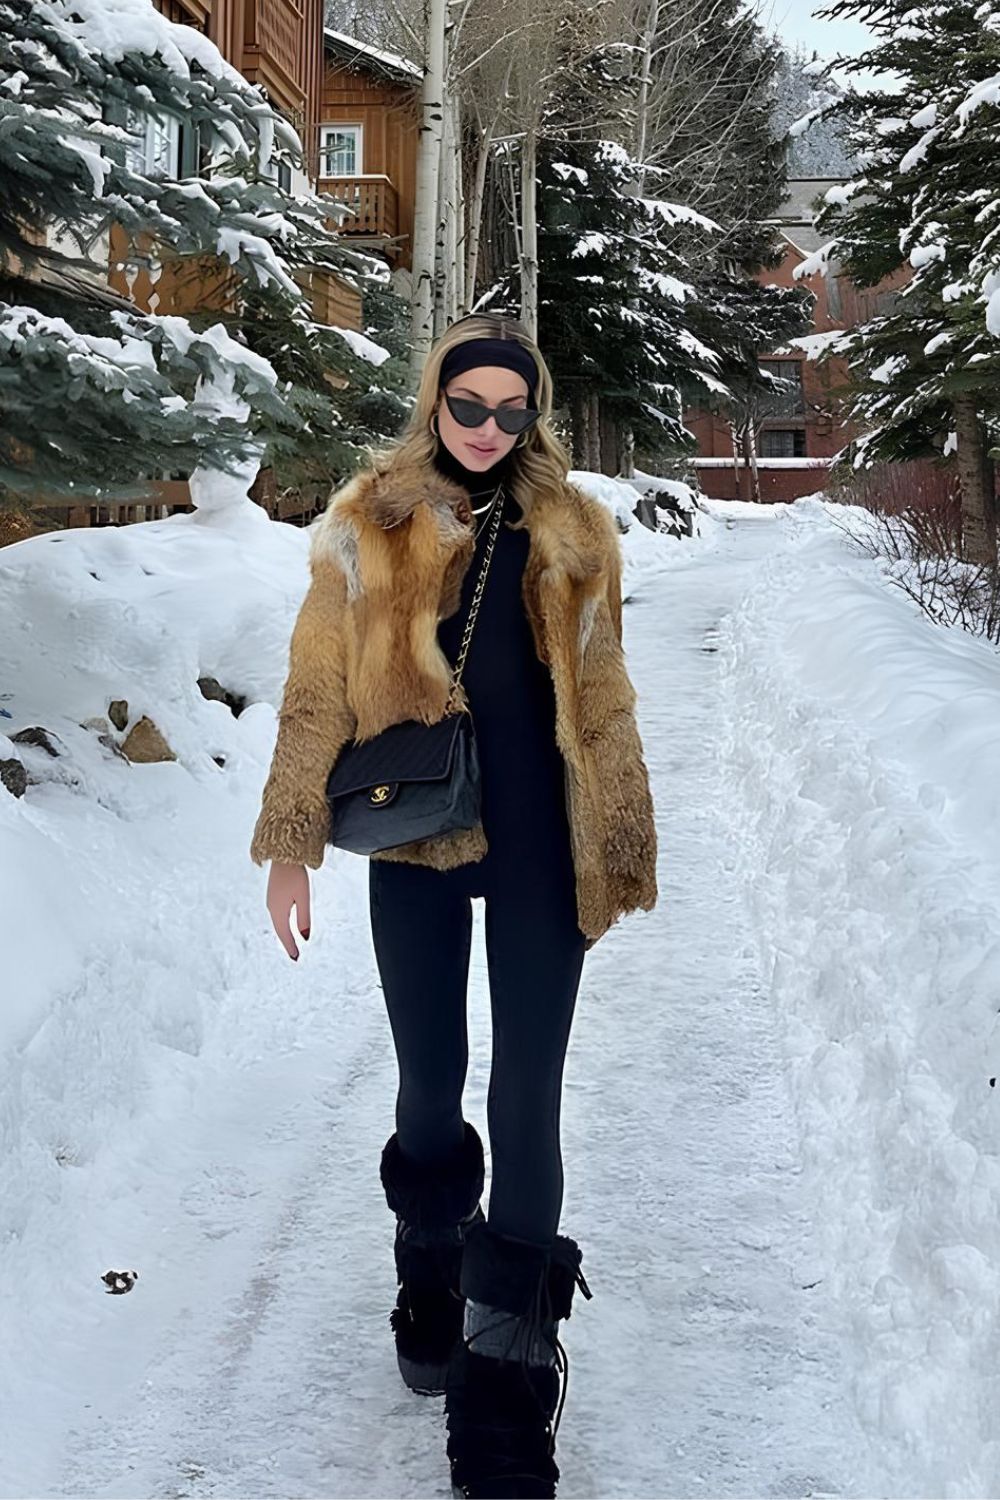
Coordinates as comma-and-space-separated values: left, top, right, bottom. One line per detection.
557, 511, 867, 1499
3, 506, 940, 1498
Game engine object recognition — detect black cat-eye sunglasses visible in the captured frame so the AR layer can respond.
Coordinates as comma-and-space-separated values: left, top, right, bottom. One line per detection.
442, 390, 541, 436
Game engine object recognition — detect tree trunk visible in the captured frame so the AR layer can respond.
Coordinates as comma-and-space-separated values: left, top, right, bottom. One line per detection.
620, 424, 635, 479
634, 0, 659, 189
954, 395, 998, 565
432, 110, 446, 339
588, 391, 601, 472
731, 423, 742, 502
747, 422, 761, 505
433, 84, 453, 338
409, 0, 446, 382
463, 120, 492, 314
611, 0, 659, 486
570, 388, 589, 468
737, 425, 752, 503
452, 95, 465, 319
519, 126, 538, 340
600, 405, 620, 476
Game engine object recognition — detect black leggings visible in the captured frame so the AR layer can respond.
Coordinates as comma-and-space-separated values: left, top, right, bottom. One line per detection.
368, 824, 587, 1245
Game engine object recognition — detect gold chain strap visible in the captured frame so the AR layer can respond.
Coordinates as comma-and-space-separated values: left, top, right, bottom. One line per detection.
444, 485, 505, 714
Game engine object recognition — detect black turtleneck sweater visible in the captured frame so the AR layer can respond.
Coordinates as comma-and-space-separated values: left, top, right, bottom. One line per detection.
432, 440, 573, 865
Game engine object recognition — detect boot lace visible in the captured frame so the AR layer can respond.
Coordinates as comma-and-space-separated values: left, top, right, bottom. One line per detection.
463, 1249, 593, 1452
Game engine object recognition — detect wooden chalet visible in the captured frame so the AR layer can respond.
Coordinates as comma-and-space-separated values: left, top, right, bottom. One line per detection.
319, 29, 421, 289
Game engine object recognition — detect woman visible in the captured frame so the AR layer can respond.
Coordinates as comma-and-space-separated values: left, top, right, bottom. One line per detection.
249, 312, 658, 1498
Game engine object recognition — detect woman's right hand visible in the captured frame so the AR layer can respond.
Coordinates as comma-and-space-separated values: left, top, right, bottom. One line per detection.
266, 861, 311, 960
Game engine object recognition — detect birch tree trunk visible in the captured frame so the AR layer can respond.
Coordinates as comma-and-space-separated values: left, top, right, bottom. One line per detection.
519, 125, 538, 340
613, 0, 660, 481
433, 86, 452, 338
747, 421, 761, 505
954, 394, 998, 565
463, 120, 492, 313
409, 0, 446, 381
737, 425, 751, 503
634, 0, 659, 189
452, 95, 465, 319
620, 424, 636, 476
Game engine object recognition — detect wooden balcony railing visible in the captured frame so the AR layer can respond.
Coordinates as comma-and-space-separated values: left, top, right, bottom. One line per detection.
319, 174, 399, 240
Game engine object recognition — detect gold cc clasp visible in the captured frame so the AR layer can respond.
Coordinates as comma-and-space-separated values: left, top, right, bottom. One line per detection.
369, 784, 392, 805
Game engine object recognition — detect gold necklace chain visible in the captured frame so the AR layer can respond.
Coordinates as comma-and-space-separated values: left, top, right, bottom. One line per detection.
472, 481, 503, 541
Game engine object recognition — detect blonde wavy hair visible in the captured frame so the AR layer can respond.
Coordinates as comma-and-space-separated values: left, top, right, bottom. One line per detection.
367, 313, 572, 526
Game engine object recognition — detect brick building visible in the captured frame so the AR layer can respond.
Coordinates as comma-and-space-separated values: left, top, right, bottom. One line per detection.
686, 178, 903, 504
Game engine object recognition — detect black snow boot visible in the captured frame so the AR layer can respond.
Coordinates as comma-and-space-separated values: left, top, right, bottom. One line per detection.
444, 1219, 593, 1499
379, 1121, 486, 1395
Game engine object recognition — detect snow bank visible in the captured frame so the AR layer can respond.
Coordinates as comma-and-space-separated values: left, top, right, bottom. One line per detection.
0, 495, 308, 1058
0, 486, 375, 1487
717, 493, 1000, 1495
569, 467, 719, 591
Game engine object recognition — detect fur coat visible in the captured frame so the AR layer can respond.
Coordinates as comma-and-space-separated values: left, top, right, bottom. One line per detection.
249, 460, 658, 949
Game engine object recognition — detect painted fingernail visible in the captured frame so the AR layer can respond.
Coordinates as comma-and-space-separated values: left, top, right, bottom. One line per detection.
301, 928, 310, 940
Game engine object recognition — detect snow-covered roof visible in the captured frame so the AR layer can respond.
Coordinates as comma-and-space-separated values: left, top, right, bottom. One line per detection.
323, 29, 422, 84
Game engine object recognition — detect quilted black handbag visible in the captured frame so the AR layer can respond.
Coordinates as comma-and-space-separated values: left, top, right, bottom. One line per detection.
324, 487, 505, 856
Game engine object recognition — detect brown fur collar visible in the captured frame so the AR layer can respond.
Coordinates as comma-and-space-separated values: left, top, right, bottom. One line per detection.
309, 459, 614, 592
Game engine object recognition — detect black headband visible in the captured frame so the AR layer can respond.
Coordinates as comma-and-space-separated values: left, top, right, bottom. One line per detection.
439, 337, 539, 404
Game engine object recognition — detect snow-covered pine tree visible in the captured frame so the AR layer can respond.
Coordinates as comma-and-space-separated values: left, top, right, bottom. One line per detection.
535, 144, 723, 473
813, 0, 1000, 563
0, 0, 384, 513
520, 45, 723, 475
232, 268, 411, 499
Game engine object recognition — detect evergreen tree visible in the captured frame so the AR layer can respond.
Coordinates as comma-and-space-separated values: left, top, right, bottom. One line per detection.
0, 0, 384, 512
814, 0, 1000, 562
232, 271, 411, 496
535, 127, 723, 472
522, 6, 814, 479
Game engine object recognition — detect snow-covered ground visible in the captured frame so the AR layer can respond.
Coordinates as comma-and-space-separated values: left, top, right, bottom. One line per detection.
2, 481, 999, 1497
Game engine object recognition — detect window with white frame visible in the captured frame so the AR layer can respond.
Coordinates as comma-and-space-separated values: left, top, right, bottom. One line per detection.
124, 108, 182, 178
320, 124, 362, 177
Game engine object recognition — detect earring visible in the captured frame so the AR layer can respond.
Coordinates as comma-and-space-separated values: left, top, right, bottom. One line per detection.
515, 431, 530, 448
430, 412, 440, 438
